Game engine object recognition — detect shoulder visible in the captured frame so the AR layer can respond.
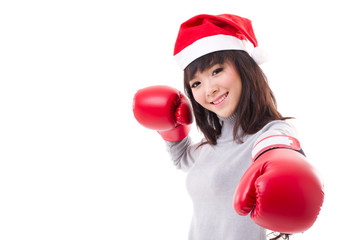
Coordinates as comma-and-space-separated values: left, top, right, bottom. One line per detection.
255, 120, 298, 142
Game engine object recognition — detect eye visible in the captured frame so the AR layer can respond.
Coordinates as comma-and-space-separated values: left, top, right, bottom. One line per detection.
190, 81, 201, 88
212, 67, 223, 76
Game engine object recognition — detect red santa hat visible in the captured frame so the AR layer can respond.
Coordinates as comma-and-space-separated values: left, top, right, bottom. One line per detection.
173, 14, 268, 70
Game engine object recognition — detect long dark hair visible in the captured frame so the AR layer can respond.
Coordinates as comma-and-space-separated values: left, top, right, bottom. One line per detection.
184, 50, 290, 145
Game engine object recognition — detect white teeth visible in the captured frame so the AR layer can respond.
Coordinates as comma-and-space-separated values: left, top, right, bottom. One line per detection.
213, 94, 227, 104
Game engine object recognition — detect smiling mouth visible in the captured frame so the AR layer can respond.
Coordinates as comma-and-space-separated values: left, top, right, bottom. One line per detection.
211, 92, 229, 105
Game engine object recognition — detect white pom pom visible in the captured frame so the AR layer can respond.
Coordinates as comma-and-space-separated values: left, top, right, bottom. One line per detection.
251, 46, 269, 65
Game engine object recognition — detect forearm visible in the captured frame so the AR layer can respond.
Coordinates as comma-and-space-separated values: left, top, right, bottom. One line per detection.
166, 136, 196, 172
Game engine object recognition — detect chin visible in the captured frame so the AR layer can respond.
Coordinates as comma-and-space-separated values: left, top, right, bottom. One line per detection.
217, 112, 232, 118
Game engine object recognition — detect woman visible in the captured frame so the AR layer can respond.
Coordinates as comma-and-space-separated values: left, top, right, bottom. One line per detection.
133, 14, 323, 240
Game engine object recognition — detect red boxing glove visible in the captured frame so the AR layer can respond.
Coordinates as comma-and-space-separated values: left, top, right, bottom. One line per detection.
233, 135, 324, 233
133, 85, 193, 142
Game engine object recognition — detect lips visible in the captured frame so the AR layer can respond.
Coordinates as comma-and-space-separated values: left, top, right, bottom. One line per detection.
211, 92, 228, 106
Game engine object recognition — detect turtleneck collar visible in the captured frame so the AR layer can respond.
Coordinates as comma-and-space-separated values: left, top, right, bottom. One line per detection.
217, 113, 237, 123
216, 113, 242, 144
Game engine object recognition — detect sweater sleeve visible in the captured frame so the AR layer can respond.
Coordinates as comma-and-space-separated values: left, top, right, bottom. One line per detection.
165, 136, 200, 172
254, 120, 299, 146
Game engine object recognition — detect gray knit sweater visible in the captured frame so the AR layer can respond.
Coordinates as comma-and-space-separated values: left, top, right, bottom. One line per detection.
166, 115, 297, 240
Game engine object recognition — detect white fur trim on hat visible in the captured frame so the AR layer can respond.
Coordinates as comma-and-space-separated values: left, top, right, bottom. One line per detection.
251, 46, 269, 65
174, 34, 255, 70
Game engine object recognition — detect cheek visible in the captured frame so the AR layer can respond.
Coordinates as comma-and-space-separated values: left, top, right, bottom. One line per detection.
192, 90, 206, 106
222, 76, 237, 89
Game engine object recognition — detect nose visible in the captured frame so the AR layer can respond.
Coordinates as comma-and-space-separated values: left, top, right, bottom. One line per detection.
205, 80, 219, 97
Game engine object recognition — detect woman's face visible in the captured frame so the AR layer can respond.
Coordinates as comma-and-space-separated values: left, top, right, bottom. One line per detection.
189, 61, 242, 118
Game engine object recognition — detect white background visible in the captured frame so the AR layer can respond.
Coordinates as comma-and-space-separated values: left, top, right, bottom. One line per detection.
1, 0, 359, 239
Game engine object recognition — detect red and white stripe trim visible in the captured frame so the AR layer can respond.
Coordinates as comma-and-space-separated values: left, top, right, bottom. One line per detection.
251, 135, 302, 161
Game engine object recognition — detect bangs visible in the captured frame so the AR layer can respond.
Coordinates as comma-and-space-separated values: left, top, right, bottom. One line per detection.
184, 51, 232, 82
